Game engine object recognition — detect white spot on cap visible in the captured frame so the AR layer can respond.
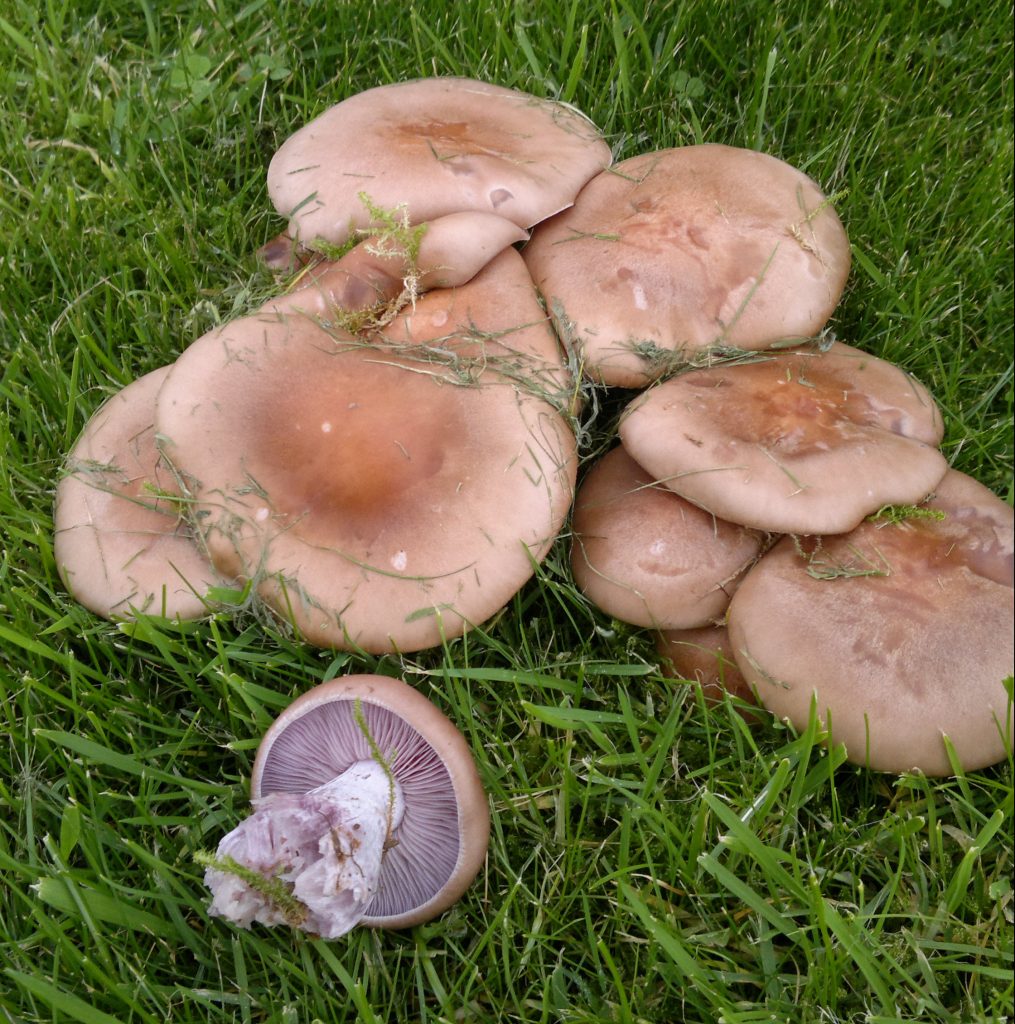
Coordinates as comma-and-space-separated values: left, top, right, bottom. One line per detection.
430, 310, 449, 328
255, 506, 270, 522
649, 539, 666, 556
632, 283, 648, 311
321, 421, 333, 433
391, 550, 408, 571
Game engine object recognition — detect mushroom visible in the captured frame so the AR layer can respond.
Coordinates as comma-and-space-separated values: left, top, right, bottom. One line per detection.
267, 77, 612, 249
379, 246, 574, 412
53, 366, 221, 620
726, 469, 1015, 774
265, 210, 530, 326
203, 674, 489, 935
618, 341, 948, 535
154, 308, 577, 652
570, 445, 763, 628
655, 624, 758, 709
522, 145, 851, 387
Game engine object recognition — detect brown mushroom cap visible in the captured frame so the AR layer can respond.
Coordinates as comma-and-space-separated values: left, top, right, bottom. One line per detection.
726, 469, 1014, 774
523, 145, 851, 387
251, 674, 489, 928
655, 624, 758, 708
266, 211, 530, 321
571, 446, 763, 628
267, 77, 612, 248
154, 311, 577, 653
53, 366, 221, 620
379, 247, 573, 409
619, 342, 948, 535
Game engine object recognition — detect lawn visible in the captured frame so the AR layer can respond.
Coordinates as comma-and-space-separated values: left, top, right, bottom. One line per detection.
1, 1, 1012, 1022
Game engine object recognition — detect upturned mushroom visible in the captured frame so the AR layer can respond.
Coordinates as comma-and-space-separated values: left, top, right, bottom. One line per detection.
267, 77, 612, 249
726, 469, 1014, 774
570, 445, 763, 628
53, 366, 221, 620
523, 145, 850, 387
154, 308, 577, 653
619, 342, 948, 535
203, 674, 489, 935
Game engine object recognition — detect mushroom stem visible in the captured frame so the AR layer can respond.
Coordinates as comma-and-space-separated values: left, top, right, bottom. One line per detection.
203, 759, 405, 938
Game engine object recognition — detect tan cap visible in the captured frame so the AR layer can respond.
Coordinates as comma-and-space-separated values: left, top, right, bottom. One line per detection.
267, 77, 612, 248
266, 211, 529, 323
619, 342, 948, 534
655, 624, 758, 709
155, 311, 577, 652
251, 675, 489, 929
571, 446, 762, 628
727, 469, 1014, 774
54, 366, 221, 620
380, 247, 573, 410
523, 145, 851, 387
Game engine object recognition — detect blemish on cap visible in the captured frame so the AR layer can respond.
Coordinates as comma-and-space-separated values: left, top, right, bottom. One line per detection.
489, 187, 514, 208
321, 421, 333, 433
632, 283, 648, 310
649, 539, 666, 556
391, 550, 408, 571
430, 310, 449, 328
255, 506, 270, 522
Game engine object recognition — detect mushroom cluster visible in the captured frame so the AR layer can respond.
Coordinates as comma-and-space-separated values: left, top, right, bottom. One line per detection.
54, 77, 612, 655
54, 75, 1013, 943
572, 338, 1012, 773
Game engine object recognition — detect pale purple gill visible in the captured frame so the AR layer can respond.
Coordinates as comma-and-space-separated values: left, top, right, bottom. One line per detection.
253, 696, 462, 922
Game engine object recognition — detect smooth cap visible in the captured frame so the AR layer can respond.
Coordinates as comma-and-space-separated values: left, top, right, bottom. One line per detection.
155, 310, 577, 652
619, 342, 948, 534
523, 145, 851, 387
726, 469, 1014, 774
571, 446, 763, 628
267, 77, 612, 247
54, 366, 221, 620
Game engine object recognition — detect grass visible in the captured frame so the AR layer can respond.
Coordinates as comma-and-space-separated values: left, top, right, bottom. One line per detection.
1, 1, 1012, 1021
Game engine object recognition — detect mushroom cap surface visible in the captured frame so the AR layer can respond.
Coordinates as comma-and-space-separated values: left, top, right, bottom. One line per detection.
251, 675, 489, 928
267, 77, 612, 247
726, 469, 1014, 775
380, 247, 572, 408
619, 342, 948, 534
266, 211, 530, 321
54, 366, 220, 620
155, 311, 577, 652
655, 624, 758, 708
523, 145, 851, 387
571, 446, 763, 628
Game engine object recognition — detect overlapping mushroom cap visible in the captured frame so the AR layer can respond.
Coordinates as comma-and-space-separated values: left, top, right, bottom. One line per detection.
619, 342, 948, 535
727, 469, 1014, 774
267, 77, 612, 248
523, 145, 850, 387
655, 624, 757, 708
570, 446, 763, 628
155, 310, 577, 652
265, 211, 530, 322
379, 247, 573, 408
53, 366, 220, 620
